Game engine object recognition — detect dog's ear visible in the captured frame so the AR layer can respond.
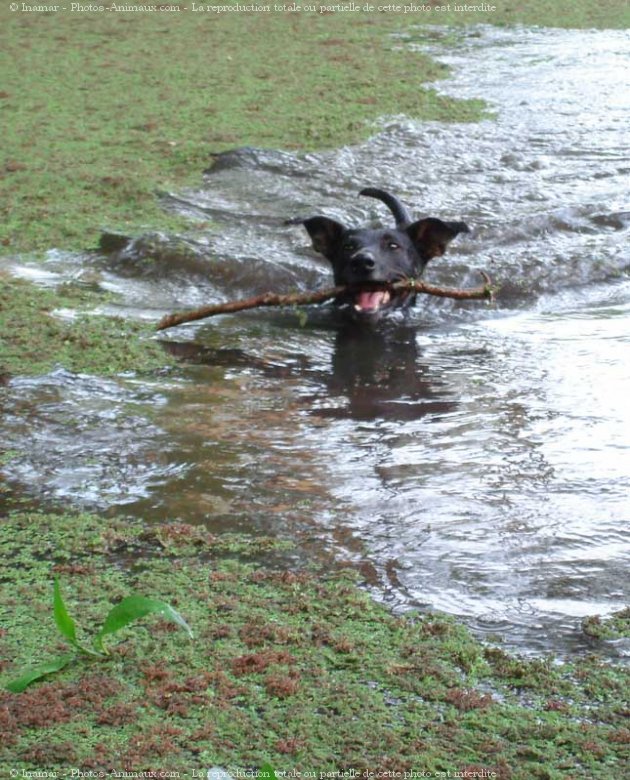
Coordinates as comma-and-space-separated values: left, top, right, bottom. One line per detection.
300, 217, 346, 261
407, 218, 469, 264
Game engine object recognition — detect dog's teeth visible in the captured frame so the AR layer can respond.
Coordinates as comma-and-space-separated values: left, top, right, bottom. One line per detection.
353, 289, 391, 313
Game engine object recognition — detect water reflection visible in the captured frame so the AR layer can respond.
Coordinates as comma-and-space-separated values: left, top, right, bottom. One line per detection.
312, 320, 459, 422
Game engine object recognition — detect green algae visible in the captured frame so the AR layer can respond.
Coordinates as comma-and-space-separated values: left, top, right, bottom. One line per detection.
0, 275, 173, 377
2, 2, 629, 255
1, 509, 628, 776
582, 608, 630, 642
0, 8, 477, 255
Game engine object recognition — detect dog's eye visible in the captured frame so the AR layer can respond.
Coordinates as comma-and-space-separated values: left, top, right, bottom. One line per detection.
342, 243, 355, 252
387, 241, 401, 250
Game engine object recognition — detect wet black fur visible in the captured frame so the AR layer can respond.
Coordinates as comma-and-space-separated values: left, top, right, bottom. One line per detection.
290, 188, 469, 316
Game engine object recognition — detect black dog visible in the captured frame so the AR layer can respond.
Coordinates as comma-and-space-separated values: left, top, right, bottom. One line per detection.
293, 188, 469, 317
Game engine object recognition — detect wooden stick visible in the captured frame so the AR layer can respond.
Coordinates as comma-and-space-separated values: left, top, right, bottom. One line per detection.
399, 272, 496, 301
155, 273, 496, 331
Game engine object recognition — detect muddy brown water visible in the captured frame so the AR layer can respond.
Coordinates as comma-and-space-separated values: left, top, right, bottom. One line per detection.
2, 26, 629, 655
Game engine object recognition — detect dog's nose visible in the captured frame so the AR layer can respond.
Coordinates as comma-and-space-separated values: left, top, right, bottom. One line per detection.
350, 251, 376, 273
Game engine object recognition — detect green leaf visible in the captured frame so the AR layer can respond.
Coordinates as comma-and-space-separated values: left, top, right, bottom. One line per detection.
53, 577, 79, 646
260, 764, 278, 780
53, 578, 103, 657
94, 595, 193, 653
4, 653, 76, 693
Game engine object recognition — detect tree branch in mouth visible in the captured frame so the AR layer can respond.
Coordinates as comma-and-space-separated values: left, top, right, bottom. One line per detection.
156, 272, 497, 332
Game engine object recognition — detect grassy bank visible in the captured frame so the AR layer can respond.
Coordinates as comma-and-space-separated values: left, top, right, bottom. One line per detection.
1, 508, 628, 776
0, 274, 173, 377
1, 1, 629, 253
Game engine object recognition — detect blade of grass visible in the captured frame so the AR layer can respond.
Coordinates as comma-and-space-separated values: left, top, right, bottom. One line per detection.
94, 595, 193, 654
4, 653, 76, 693
53, 578, 102, 657
53, 577, 78, 646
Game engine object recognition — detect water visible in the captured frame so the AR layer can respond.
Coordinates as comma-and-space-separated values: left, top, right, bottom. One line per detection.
2, 25, 629, 655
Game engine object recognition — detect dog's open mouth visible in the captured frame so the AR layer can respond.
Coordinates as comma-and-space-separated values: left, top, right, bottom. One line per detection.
339, 282, 411, 317
353, 289, 392, 314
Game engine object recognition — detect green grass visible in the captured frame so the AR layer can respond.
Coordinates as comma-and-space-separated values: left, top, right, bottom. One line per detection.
2, 1, 628, 254
1, 508, 628, 776
0, 9, 475, 253
0, 274, 173, 377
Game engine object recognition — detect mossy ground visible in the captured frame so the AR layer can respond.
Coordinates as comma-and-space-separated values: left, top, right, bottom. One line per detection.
1, 1, 629, 254
0, 274, 174, 377
1, 508, 628, 776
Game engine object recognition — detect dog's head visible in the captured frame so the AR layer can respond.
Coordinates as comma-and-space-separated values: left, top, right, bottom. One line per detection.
295, 188, 469, 317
